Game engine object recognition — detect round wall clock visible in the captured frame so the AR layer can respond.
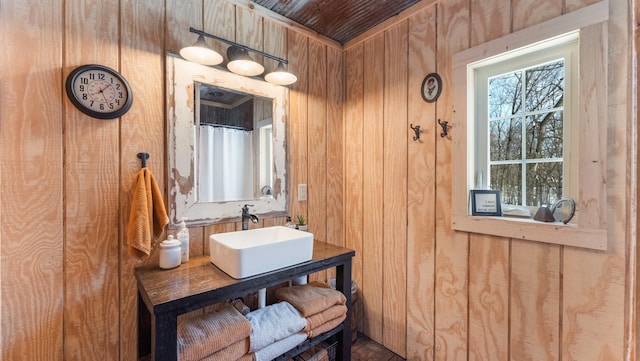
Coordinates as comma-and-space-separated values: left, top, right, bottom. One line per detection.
65, 64, 133, 119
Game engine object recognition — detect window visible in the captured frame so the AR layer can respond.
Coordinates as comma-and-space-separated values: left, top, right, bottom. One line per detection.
474, 36, 578, 208
451, 0, 608, 250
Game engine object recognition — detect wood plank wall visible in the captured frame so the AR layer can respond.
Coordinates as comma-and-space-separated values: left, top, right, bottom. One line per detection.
343, 0, 634, 360
0, 0, 343, 360
0, 0, 635, 360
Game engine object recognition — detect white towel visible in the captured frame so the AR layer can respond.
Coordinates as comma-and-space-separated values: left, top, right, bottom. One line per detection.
246, 301, 306, 352
253, 332, 307, 361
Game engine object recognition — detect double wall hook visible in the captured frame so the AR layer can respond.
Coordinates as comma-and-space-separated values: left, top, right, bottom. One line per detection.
410, 123, 423, 141
438, 119, 450, 138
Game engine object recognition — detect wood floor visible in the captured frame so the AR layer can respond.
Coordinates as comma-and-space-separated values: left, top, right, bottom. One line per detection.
351, 333, 405, 361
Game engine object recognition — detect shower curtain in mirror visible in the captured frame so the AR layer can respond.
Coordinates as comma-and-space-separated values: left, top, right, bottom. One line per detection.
198, 125, 254, 202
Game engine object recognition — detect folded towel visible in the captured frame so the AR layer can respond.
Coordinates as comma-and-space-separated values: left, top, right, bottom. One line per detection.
127, 167, 169, 259
306, 314, 346, 338
178, 304, 251, 361
246, 302, 306, 352
197, 337, 249, 361
236, 354, 254, 361
303, 304, 347, 332
275, 284, 346, 317
252, 332, 307, 361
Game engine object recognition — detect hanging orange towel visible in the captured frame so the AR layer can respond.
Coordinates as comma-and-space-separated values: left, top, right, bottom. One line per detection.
127, 168, 169, 259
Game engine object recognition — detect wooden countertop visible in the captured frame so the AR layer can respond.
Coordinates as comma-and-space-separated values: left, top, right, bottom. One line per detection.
135, 241, 355, 316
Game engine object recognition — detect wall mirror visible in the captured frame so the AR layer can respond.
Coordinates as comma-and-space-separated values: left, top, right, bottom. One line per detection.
167, 54, 288, 227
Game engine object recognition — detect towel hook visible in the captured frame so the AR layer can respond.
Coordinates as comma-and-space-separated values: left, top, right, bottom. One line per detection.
410, 124, 423, 142
438, 119, 450, 138
137, 152, 150, 168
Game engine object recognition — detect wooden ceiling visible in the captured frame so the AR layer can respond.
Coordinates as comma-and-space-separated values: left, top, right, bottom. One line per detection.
251, 0, 422, 44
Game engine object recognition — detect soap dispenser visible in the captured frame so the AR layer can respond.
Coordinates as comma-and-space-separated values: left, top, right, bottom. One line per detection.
285, 216, 294, 229
177, 217, 190, 263
159, 235, 181, 269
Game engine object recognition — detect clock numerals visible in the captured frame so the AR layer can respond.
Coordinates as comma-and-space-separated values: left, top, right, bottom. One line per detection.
65, 64, 133, 119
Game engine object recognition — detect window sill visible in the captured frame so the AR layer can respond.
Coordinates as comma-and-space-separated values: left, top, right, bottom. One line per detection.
452, 215, 607, 251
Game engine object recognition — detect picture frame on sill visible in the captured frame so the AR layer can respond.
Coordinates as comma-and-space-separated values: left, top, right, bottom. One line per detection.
470, 190, 502, 216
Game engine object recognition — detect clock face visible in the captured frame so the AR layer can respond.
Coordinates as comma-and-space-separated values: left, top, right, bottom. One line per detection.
65, 65, 133, 119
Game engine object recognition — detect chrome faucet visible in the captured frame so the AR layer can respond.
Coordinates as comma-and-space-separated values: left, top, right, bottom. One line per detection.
241, 204, 259, 230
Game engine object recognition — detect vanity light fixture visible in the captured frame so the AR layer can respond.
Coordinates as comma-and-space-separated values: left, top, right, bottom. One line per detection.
179, 34, 223, 66
226, 46, 264, 77
264, 62, 298, 86
180, 27, 297, 85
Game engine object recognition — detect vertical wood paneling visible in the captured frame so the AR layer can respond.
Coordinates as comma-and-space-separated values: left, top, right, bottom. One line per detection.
236, 7, 264, 65
64, 0, 120, 359
288, 29, 309, 222
165, 0, 200, 55
362, 32, 385, 343
206, 0, 235, 57
468, 235, 509, 361
434, 0, 470, 359
383, 22, 408, 357
263, 19, 287, 77
561, 13, 627, 361
118, 0, 165, 359
510, 241, 560, 361
470, 0, 510, 46
307, 39, 328, 282
512, 0, 562, 31
325, 45, 345, 252
406, 6, 437, 360
0, 0, 64, 359
344, 44, 365, 333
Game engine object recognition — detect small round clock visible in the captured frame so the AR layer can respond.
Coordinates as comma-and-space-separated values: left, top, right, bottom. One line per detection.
65, 64, 133, 119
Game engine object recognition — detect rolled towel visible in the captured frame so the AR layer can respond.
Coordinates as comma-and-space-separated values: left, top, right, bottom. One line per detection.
246, 302, 306, 352
303, 304, 347, 332
197, 337, 249, 361
252, 332, 307, 361
178, 304, 251, 361
275, 284, 346, 317
306, 314, 346, 339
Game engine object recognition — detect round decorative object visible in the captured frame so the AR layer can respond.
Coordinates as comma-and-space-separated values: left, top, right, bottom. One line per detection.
65, 64, 133, 119
551, 198, 576, 224
421, 72, 442, 103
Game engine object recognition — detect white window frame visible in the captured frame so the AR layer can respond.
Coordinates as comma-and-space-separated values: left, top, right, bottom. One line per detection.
474, 35, 579, 210
451, 0, 609, 250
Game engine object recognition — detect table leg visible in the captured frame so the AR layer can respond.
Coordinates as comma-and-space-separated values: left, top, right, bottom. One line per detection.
335, 260, 352, 361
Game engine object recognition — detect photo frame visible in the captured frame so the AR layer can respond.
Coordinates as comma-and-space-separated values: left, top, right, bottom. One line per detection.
421, 72, 442, 103
470, 190, 502, 216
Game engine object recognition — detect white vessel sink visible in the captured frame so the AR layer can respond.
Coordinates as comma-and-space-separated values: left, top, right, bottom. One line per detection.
209, 226, 314, 279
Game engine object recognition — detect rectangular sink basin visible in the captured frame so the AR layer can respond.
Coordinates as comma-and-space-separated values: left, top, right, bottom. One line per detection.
209, 226, 314, 279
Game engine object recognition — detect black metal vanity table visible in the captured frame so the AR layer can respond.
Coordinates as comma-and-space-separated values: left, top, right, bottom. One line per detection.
136, 241, 355, 361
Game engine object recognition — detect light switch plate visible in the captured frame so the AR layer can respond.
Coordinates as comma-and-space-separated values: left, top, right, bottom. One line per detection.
298, 184, 307, 201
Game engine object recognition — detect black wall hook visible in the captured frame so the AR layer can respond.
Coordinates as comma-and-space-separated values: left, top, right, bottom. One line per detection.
410, 123, 423, 141
438, 119, 450, 138
137, 152, 150, 168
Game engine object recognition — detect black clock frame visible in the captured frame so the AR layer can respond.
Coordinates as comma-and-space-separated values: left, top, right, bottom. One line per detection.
65, 64, 133, 120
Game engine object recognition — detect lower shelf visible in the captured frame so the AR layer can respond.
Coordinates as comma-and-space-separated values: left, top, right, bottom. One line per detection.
273, 325, 343, 361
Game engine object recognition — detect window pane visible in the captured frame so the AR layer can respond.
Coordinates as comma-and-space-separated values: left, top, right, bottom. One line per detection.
525, 60, 564, 112
490, 118, 522, 161
525, 112, 563, 159
489, 72, 522, 118
491, 164, 522, 205
525, 162, 562, 206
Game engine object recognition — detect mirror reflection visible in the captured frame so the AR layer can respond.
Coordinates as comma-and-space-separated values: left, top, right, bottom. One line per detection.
167, 54, 288, 227
195, 83, 274, 202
